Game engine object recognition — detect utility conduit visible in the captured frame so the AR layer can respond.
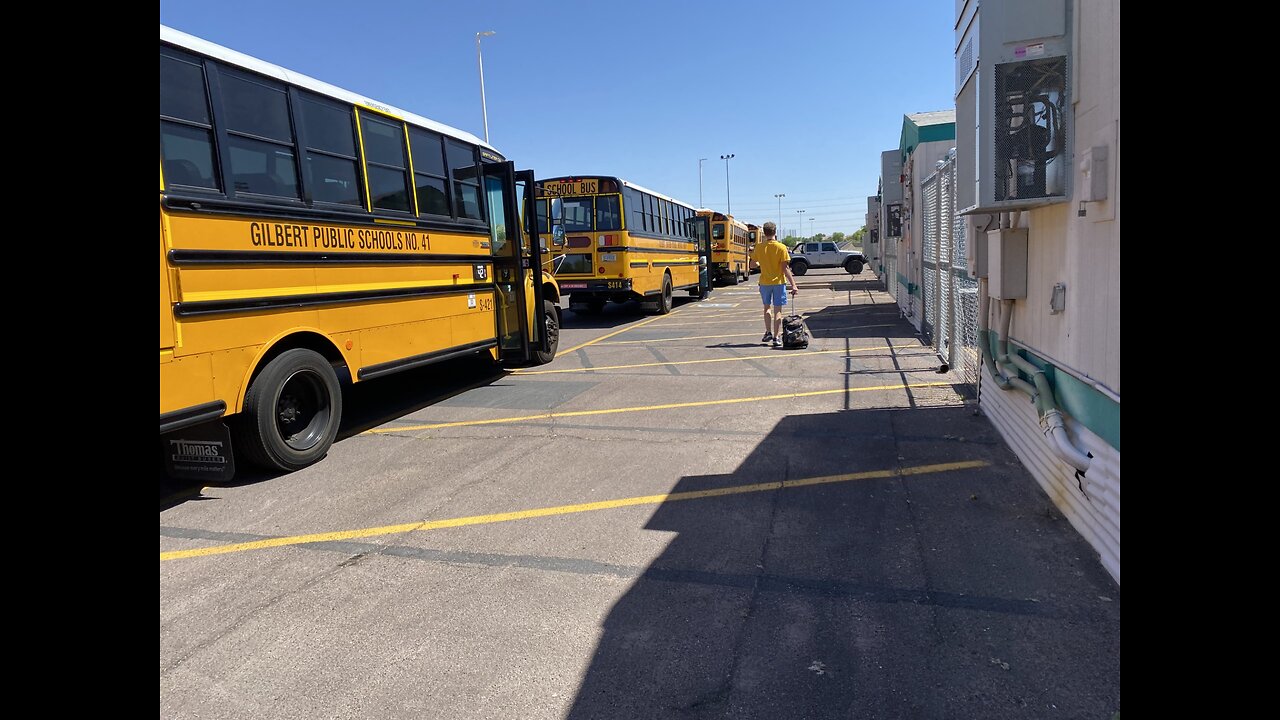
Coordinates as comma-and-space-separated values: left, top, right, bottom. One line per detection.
977, 213, 1092, 477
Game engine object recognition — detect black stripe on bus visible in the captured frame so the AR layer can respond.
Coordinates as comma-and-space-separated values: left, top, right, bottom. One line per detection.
161, 194, 491, 235
169, 250, 490, 266
628, 262, 648, 268
603, 246, 697, 255
358, 340, 498, 381
173, 284, 494, 318
624, 232, 697, 244
160, 400, 227, 434
653, 261, 699, 267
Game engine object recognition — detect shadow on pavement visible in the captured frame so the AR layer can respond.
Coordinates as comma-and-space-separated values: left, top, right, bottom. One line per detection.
160, 353, 508, 510
567, 406, 1121, 719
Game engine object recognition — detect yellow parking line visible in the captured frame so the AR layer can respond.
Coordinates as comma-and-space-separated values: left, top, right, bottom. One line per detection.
555, 304, 696, 356
160, 459, 988, 561
516, 345, 938, 375
595, 331, 759, 344
368, 380, 957, 433
593, 324, 897, 345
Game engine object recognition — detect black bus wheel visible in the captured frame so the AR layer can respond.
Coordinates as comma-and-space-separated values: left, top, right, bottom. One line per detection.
532, 300, 560, 365
234, 348, 342, 472
656, 274, 673, 314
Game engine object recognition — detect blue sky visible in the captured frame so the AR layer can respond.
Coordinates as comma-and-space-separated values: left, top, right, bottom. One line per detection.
160, 0, 956, 238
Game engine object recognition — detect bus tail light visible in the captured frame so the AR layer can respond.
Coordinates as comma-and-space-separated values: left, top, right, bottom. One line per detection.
598, 267, 605, 275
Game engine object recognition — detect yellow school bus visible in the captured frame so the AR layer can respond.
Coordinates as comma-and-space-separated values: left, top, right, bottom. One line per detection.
698, 210, 750, 284
536, 176, 705, 314
160, 25, 559, 477
746, 223, 762, 274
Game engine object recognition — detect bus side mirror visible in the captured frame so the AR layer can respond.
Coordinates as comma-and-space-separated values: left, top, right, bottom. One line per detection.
552, 225, 566, 247
699, 256, 708, 267
550, 198, 566, 247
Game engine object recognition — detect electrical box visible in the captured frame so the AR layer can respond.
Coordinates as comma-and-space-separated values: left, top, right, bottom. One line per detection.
1078, 145, 1108, 202
965, 217, 988, 279
988, 227, 1027, 299
956, 0, 1071, 214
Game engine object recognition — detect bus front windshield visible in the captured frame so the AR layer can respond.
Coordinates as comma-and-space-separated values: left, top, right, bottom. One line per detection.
559, 195, 623, 233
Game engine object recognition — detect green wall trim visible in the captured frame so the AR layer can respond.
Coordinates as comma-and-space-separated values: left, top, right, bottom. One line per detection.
978, 330, 1121, 452
917, 123, 956, 144
896, 273, 919, 296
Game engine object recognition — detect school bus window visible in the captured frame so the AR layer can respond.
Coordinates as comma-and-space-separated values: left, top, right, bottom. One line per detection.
536, 199, 549, 233
301, 95, 362, 206
409, 128, 450, 217
446, 140, 484, 220
712, 223, 725, 240
563, 197, 593, 231
220, 67, 300, 199
597, 195, 621, 231
361, 114, 412, 212
628, 190, 642, 230
160, 50, 219, 191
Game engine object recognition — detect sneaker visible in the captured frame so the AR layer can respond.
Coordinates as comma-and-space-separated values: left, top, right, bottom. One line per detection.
771, 339, 782, 348
761, 332, 773, 344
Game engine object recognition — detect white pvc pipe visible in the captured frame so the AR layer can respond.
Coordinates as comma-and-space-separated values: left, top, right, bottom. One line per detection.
1041, 409, 1093, 472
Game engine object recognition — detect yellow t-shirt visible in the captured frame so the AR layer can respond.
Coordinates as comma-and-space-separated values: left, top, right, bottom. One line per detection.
752, 240, 791, 285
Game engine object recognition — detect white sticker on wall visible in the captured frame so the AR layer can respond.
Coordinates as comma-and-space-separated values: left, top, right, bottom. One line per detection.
1027, 42, 1045, 57
468, 294, 477, 309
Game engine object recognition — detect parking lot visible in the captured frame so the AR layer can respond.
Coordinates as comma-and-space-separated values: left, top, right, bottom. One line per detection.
161, 269, 1121, 719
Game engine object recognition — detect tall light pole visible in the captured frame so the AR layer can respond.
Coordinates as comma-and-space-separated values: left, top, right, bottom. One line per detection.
698, 158, 708, 208
774, 193, 785, 229
720, 154, 734, 215
809, 217, 816, 237
475, 31, 496, 144
796, 209, 806, 239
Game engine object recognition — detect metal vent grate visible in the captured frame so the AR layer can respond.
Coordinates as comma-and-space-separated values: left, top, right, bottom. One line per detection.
993, 56, 1068, 202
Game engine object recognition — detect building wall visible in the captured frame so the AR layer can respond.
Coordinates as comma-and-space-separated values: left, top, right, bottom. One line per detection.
981, 367, 1120, 582
978, 0, 1119, 583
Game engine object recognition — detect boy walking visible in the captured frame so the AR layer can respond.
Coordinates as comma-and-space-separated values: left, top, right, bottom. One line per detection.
751, 222, 798, 348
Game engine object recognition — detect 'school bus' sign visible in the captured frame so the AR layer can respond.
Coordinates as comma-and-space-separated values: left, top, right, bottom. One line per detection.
542, 179, 599, 197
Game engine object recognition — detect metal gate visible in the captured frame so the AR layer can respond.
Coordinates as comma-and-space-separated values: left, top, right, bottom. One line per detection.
921, 152, 980, 390
921, 178, 937, 340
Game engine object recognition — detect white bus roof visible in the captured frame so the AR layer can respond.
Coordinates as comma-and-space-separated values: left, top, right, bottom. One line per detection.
160, 25, 497, 155
620, 179, 694, 208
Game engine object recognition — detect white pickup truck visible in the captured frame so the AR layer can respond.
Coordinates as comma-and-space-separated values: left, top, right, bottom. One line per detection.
789, 241, 865, 275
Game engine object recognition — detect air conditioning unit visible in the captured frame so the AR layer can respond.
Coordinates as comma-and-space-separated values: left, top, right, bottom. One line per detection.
956, 0, 1071, 214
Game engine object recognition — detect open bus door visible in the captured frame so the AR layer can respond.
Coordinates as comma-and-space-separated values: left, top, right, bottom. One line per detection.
483, 162, 546, 363
686, 214, 712, 299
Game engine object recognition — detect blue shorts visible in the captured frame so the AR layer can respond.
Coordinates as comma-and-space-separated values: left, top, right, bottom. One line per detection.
759, 284, 788, 307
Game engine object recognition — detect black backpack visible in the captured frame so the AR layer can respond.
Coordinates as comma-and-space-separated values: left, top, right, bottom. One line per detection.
781, 314, 809, 349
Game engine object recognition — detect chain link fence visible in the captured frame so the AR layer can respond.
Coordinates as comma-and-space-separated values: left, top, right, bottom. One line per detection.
921, 153, 980, 391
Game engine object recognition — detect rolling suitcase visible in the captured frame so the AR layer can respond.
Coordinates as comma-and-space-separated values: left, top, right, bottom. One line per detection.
780, 291, 809, 349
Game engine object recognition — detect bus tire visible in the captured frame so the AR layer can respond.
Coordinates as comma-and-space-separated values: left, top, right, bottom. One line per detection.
845, 259, 864, 275
655, 274, 673, 315
532, 300, 560, 365
728, 268, 740, 285
234, 348, 342, 472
